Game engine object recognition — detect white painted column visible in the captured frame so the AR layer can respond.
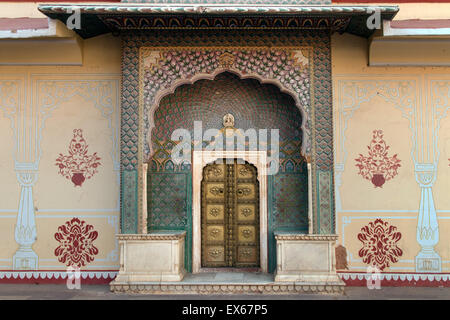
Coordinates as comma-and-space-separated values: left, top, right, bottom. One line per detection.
307, 162, 313, 235
13, 162, 38, 270
414, 163, 441, 272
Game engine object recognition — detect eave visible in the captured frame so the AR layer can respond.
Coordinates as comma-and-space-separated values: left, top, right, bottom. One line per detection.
37, 4, 399, 39
369, 19, 450, 66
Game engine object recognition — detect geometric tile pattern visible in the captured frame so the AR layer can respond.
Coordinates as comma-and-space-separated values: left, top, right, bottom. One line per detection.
147, 172, 188, 228
272, 168, 308, 229
121, 169, 137, 233
318, 170, 332, 234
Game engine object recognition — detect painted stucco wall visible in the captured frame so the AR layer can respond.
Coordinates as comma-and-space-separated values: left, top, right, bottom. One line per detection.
332, 32, 450, 277
0, 33, 122, 276
0, 1, 449, 284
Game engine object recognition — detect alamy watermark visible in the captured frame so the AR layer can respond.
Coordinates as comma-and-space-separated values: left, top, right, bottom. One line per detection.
170, 119, 280, 175
366, 266, 382, 290
65, 7, 81, 30
66, 266, 81, 290
366, 8, 382, 30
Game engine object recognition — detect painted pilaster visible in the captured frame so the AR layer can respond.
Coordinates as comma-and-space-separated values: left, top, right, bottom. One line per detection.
414, 163, 441, 272
13, 163, 38, 270
334, 163, 344, 213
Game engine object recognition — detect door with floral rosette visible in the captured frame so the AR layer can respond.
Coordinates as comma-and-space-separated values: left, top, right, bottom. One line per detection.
201, 159, 260, 268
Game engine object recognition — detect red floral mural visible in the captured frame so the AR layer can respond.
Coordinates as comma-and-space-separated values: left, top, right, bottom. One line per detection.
357, 219, 403, 271
55, 129, 101, 187
355, 130, 401, 187
54, 218, 99, 268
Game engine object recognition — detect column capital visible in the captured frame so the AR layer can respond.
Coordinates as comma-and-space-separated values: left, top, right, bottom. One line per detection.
414, 163, 436, 187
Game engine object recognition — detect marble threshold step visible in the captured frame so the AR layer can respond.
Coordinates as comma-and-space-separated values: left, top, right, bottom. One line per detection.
109, 272, 345, 295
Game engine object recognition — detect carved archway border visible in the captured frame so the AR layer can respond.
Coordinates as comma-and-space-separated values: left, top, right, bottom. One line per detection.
138, 46, 314, 163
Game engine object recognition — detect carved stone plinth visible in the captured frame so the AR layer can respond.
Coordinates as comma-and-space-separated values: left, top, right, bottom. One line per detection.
110, 282, 345, 295
110, 231, 186, 284
274, 233, 344, 286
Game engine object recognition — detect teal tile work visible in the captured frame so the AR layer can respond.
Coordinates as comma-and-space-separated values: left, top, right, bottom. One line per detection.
121, 170, 138, 233
148, 173, 188, 228
272, 171, 308, 228
317, 169, 333, 235
268, 160, 308, 272
147, 160, 193, 271
120, 35, 140, 234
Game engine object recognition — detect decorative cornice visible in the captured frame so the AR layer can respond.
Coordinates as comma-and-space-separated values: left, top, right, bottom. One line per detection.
100, 15, 351, 31
38, 5, 399, 15
274, 233, 338, 241
38, 4, 398, 38
116, 232, 186, 241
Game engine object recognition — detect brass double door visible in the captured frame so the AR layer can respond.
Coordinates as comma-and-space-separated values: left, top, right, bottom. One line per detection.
201, 159, 260, 268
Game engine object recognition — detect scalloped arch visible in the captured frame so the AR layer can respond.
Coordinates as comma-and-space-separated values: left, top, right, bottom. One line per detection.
147, 68, 309, 160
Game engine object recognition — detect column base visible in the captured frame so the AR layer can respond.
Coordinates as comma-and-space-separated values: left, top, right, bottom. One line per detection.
13, 249, 38, 270
415, 249, 441, 272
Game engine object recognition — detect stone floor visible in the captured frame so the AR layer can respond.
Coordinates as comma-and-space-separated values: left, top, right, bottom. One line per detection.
109, 272, 345, 294
0, 284, 449, 300
174, 272, 274, 283
0, 276, 448, 299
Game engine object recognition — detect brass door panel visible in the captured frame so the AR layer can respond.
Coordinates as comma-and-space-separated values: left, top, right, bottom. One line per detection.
201, 159, 260, 268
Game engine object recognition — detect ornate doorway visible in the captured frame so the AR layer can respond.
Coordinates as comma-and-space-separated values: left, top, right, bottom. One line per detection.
201, 159, 260, 268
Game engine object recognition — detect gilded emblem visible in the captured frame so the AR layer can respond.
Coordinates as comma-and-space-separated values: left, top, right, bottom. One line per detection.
241, 229, 252, 239
208, 248, 222, 258
237, 187, 251, 197
239, 248, 252, 258
210, 186, 224, 196
209, 228, 220, 239
223, 113, 235, 128
241, 208, 252, 217
209, 208, 220, 217
218, 52, 235, 69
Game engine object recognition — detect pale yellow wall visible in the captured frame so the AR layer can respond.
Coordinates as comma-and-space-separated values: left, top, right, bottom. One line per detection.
332, 32, 450, 273
2, 1, 450, 274
0, 34, 121, 270
334, 3, 450, 20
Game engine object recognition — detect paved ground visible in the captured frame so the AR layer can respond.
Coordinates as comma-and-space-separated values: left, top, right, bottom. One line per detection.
0, 284, 448, 300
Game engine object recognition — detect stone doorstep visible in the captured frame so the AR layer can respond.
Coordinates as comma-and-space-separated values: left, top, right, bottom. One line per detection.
109, 281, 345, 295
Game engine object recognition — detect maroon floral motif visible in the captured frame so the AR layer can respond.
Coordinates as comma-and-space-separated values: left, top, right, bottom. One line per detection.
55, 129, 101, 186
355, 130, 401, 187
54, 218, 99, 267
357, 219, 403, 271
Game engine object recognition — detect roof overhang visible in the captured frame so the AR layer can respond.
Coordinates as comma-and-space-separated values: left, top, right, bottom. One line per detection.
369, 19, 450, 66
37, 4, 399, 39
